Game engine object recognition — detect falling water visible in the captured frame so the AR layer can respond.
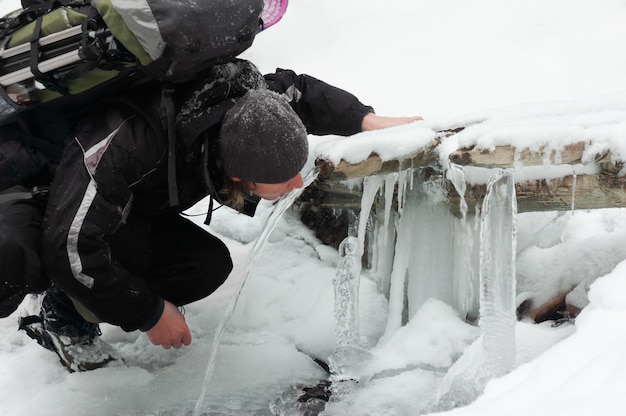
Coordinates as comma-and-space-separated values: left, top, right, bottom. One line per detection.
479, 169, 517, 378
192, 170, 319, 416
327, 176, 383, 401
327, 234, 369, 400
333, 234, 361, 350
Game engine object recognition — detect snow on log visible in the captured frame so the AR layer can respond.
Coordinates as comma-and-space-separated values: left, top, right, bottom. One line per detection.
308, 103, 626, 214
448, 142, 612, 168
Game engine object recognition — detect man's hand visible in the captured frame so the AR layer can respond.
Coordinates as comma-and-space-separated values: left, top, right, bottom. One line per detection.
361, 113, 423, 131
146, 300, 192, 349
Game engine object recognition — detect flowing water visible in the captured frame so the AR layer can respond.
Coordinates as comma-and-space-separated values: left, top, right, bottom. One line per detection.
191, 170, 319, 416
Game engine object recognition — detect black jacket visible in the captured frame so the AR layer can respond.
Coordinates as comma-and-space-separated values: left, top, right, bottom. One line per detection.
41, 62, 373, 332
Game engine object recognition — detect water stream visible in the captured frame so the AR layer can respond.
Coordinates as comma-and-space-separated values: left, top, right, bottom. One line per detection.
191, 170, 319, 416
327, 176, 384, 402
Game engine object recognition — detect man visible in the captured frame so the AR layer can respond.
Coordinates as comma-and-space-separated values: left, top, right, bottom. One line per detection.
0, 59, 421, 371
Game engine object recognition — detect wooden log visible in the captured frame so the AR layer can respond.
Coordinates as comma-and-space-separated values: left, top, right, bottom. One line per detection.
517, 292, 568, 323
449, 142, 612, 168
308, 128, 626, 214
315, 135, 443, 182
315, 149, 439, 182
446, 170, 626, 215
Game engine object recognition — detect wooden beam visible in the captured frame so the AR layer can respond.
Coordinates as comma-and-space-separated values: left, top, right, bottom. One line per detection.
446, 169, 626, 215
449, 142, 612, 168
517, 292, 569, 323
307, 130, 626, 214
315, 137, 441, 182
315, 149, 439, 182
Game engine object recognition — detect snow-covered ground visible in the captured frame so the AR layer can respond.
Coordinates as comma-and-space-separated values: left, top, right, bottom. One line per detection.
1, 0, 626, 415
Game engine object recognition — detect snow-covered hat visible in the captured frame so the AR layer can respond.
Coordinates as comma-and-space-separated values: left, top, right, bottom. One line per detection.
220, 88, 308, 184
260, 0, 289, 30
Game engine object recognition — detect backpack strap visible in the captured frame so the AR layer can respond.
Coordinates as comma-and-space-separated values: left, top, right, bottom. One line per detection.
105, 83, 180, 208
0, 185, 48, 205
0, 189, 32, 204
28, 15, 70, 96
159, 83, 178, 207
200, 134, 215, 225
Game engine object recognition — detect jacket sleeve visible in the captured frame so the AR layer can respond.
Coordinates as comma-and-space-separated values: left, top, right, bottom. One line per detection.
264, 69, 374, 136
42, 107, 166, 332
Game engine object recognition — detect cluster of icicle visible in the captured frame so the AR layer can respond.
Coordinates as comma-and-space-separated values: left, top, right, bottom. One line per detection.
327, 163, 519, 412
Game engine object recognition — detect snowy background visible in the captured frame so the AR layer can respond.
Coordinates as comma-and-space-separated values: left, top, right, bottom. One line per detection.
1, 0, 626, 415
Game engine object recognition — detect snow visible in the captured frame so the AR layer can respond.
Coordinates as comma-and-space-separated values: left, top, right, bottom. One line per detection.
1, 0, 626, 415
313, 123, 436, 166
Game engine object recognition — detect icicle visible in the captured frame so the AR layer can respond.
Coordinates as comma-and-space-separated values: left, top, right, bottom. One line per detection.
446, 161, 480, 318
408, 166, 415, 190
436, 169, 517, 411
404, 171, 459, 319
192, 171, 318, 416
371, 208, 396, 297
381, 208, 412, 339
448, 163, 468, 223
396, 169, 409, 213
357, 176, 384, 254
452, 215, 479, 318
383, 173, 399, 244
479, 169, 517, 378
571, 168, 577, 212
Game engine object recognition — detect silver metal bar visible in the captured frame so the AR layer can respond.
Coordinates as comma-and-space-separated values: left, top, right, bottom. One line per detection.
0, 25, 83, 59
0, 49, 81, 85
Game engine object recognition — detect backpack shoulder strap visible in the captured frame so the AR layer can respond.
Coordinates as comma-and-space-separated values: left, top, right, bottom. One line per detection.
104, 81, 181, 207
159, 83, 178, 207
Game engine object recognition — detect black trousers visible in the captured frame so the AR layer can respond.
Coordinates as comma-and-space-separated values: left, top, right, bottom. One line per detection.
0, 194, 49, 317
0, 193, 233, 320
106, 211, 234, 307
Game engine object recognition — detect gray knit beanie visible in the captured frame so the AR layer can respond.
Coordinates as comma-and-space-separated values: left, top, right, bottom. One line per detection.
219, 88, 309, 183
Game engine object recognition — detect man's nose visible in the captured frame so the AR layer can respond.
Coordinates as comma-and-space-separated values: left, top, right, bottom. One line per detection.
288, 174, 304, 190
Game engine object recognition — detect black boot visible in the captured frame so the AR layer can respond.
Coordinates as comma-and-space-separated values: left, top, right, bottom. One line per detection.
19, 286, 122, 372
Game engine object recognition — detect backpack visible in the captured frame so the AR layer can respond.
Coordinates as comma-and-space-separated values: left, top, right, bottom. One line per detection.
0, 0, 269, 109
0, 0, 289, 202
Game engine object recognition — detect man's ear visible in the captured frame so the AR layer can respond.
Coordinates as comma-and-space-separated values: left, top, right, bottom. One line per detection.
230, 177, 242, 183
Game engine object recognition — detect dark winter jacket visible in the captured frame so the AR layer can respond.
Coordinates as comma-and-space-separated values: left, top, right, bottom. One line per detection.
41, 61, 373, 332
